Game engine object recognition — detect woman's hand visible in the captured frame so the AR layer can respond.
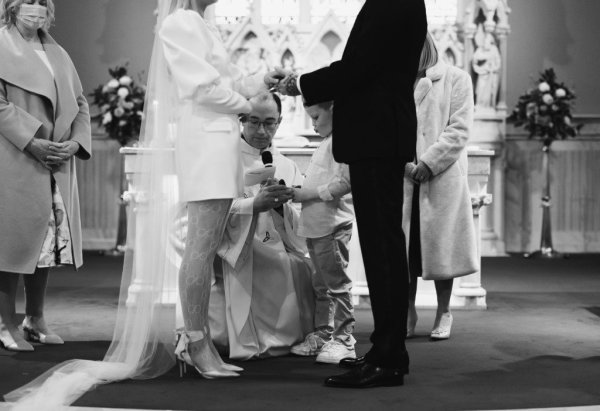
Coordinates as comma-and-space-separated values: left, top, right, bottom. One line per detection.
25, 139, 62, 170
410, 161, 433, 183
253, 184, 293, 213
44, 141, 80, 168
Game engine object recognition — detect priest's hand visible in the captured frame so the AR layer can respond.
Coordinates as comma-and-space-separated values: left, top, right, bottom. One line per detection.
254, 184, 294, 213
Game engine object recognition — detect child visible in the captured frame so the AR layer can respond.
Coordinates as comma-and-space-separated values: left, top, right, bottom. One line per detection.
290, 100, 356, 364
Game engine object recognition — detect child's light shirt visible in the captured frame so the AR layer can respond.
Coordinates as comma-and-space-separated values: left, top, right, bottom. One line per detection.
297, 135, 354, 238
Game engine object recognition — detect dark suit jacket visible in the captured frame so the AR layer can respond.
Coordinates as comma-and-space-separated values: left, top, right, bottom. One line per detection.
300, 0, 427, 164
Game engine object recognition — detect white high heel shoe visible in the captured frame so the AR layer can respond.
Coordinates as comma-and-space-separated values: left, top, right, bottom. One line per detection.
174, 329, 242, 379
430, 313, 453, 340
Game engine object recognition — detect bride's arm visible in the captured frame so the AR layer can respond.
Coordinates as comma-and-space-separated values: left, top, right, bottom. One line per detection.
159, 10, 251, 114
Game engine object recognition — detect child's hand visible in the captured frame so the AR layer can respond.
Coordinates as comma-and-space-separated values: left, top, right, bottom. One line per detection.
254, 184, 294, 213
292, 187, 305, 203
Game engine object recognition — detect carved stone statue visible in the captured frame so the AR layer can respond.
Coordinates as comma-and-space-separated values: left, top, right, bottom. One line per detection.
472, 30, 501, 109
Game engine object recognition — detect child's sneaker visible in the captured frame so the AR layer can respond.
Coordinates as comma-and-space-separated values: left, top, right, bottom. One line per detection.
315, 340, 356, 364
290, 332, 328, 356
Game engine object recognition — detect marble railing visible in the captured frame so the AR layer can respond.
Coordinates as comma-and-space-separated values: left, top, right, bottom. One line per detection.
120, 146, 493, 310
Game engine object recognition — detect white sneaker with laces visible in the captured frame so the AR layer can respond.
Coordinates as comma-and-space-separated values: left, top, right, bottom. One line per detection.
315, 340, 356, 364
290, 332, 328, 356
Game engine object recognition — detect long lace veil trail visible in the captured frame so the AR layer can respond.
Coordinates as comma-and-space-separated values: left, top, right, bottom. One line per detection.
5, 0, 185, 408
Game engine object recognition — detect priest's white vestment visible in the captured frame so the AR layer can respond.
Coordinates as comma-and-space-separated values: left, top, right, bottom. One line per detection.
210, 140, 315, 360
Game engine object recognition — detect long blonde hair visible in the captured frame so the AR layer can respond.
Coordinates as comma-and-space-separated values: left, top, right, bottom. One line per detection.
418, 32, 439, 74
0, 0, 55, 30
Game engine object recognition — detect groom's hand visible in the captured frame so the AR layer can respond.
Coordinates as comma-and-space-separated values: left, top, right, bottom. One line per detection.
264, 67, 290, 89
277, 73, 301, 96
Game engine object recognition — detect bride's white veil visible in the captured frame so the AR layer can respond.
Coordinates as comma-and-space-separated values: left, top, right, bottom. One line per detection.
5, 0, 188, 408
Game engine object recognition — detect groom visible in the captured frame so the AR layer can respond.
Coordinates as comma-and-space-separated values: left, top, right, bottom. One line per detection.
270, 0, 427, 388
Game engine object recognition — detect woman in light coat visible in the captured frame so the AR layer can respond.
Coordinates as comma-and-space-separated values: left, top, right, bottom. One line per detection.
403, 33, 478, 340
0, 0, 91, 351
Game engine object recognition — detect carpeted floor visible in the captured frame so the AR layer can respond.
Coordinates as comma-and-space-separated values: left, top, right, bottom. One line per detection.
1, 253, 599, 411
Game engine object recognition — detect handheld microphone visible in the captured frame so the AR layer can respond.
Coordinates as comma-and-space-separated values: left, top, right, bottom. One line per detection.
261, 151, 273, 167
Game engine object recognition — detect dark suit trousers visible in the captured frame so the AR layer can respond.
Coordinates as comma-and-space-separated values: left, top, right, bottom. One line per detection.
349, 159, 409, 369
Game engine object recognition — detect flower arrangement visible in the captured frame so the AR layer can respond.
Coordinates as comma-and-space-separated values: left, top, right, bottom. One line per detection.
508, 68, 582, 147
90, 64, 146, 146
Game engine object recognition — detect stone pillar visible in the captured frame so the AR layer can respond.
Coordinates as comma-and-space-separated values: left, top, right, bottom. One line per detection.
495, 26, 510, 114
251, 0, 262, 23
298, 0, 311, 25
120, 147, 179, 308
451, 148, 493, 309
459, 0, 510, 256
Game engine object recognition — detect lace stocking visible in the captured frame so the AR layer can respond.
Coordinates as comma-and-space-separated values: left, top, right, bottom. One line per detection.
179, 199, 231, 369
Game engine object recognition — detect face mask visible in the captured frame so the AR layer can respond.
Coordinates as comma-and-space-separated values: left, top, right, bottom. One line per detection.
17, 4, 47, 30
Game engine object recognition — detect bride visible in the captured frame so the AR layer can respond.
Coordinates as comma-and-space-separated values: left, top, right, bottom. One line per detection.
5, 0, 284, 407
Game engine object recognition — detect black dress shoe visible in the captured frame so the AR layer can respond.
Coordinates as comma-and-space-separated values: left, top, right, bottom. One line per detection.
340, 355, 409, 375
324, 363, 405, 388
339, 355, 366, 369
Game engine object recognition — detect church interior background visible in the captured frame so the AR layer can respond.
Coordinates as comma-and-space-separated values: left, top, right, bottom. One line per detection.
54, 0, 599, 262
1, 1, 600, 410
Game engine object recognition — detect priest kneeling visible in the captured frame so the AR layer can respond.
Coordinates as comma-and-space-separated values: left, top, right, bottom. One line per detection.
209, 93, 315, 360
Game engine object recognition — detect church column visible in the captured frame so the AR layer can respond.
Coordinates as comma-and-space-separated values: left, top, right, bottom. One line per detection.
495, 26, 510, 114
299, 0, 311, 25
251, 0, 262, 23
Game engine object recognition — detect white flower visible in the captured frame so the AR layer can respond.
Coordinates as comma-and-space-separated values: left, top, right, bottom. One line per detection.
564, 116, 572, 125
137, 111, 144, 119
555, 88, 566, 98
122, 101, 134, 110
114, 107, 125, 118
107, 79, 120, 89
542, 94, 554, 105
119, 75, 133, 86
102, 112, 112, 125
119, 120, 127, 127
551, 104, 559, 111
538, 82, 550, 92
117, 87, 130, 98
539, 105, 548, 112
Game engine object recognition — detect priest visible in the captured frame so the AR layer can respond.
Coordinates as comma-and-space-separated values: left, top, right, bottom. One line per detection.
210, 92, 315, 360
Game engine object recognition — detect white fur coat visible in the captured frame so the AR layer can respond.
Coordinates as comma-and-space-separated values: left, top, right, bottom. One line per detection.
402, 61, 479, 280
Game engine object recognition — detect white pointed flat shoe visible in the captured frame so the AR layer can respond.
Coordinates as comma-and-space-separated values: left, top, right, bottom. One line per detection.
430, 313, 453, 340
0, 335, 34, 352
22, 318, 64, 345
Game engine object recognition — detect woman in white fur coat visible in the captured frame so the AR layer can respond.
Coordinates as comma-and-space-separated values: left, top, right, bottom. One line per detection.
403, 33, 479, 340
